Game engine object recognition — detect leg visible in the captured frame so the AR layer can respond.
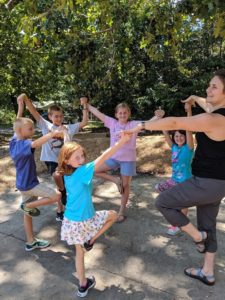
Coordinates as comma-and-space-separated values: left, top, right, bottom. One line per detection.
75, 244, 86, 286
95, 163, 123, 191
53, 171, 65, 211
89, 210, 117, 244
25, 191, 61, 208
117, 176, 132, 222
24, 214, 34, 243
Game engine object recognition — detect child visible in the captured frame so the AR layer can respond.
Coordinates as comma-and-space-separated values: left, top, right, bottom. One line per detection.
155, 103, 194, 235
87, 99, 164, 222
24, 96, 88, 221
10, 94, 62, 251
58, 133, 131, 297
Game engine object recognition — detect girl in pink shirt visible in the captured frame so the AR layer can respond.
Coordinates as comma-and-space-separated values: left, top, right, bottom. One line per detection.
87, 100, 164, 222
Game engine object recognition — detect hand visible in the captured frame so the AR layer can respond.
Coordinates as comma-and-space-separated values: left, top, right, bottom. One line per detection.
181, 96, 196, 107
123, 125, 142, 135
17, 93, 27, 105
154, 107, 165, 119
119, 131, 132, 143
80, 96, 88, 106
51, 129, 64, 139
184, 102, 192, 113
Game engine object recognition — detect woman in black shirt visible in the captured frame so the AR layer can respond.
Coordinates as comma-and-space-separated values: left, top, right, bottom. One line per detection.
126, 69, 225, 285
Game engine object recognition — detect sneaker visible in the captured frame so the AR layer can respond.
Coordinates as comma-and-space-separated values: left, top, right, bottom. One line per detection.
77, 276, 96, 298
25, 238, 50, 251
20, 203, 40, 217
56, 211, 64, 222
167, 226, 181, 236
60, 189, 67, 206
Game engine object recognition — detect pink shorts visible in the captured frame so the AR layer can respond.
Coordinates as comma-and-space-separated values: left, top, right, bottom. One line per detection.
155, 178, 177, 193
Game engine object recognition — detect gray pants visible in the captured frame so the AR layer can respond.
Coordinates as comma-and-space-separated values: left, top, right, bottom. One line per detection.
155, 176, 225, 252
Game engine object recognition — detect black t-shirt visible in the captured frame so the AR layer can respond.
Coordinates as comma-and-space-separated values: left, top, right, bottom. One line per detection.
192, 108, 225, 180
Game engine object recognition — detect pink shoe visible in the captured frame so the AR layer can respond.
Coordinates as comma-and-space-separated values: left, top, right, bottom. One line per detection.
167, 226, 181, 236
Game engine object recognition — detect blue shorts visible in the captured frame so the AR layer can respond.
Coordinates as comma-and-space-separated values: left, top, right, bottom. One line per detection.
105, 159, 136, 176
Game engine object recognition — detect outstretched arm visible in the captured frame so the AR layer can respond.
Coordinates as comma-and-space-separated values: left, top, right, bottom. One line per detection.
79, 97, 89, 129
17, 94, 25, 118
184, 102, 194, 149
94, 133, 131, 172
24, 96, 41, 122
87, 103, 106, 123
31, 130, 63, 148
125, 113, 225, 141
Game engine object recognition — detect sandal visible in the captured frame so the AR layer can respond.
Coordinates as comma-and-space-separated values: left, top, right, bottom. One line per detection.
184, 267, 215, 286
194, 231, 208, 253
116, 215, 127, 223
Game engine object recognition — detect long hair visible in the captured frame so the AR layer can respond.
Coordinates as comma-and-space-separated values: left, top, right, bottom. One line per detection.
57, 142, 86, 175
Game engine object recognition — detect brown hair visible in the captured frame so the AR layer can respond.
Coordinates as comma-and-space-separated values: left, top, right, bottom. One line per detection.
13, 117, 34, 131
115, 102, 131, 114
48, 105, 63, 115
171, 130, 187, 145
214, 69, 225, 93
57, 142, 86, 175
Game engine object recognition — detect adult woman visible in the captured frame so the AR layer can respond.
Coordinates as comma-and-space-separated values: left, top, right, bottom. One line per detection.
126, 69, 225, 285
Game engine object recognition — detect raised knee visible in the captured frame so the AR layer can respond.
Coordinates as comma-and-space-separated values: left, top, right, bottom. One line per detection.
109, 210, 118, 221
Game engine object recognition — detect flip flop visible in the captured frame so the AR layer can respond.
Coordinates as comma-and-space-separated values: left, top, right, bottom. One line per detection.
116, 215, 127, 223
184, 267, 215, 286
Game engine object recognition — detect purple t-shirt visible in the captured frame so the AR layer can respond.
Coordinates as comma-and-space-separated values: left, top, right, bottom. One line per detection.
9, 135, 39, 191
104, 116, 139, 161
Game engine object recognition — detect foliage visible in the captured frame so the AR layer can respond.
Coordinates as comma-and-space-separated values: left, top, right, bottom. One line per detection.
0, 0, 225, 123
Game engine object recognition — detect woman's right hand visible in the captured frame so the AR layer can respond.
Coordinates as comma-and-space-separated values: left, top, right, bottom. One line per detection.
181, 95, 197, 107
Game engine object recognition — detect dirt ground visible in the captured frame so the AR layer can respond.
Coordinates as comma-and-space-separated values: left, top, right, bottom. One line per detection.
0, 132, 171, 190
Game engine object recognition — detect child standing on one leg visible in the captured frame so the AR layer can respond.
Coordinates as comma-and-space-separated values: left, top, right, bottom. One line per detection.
10, 94, 62, 251
87, 99, 164, 223
58, 133, 131, 297
155, 103, 194, 236
24, 95, 88, 222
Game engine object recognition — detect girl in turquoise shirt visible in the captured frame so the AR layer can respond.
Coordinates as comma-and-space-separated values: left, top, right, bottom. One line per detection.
57, 133, 130, 298
155, 103, 194, 236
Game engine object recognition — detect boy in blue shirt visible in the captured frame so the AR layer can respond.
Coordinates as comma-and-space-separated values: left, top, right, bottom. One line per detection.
10, 94, 62, 251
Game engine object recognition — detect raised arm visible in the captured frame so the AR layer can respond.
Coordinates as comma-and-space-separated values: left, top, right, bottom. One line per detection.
184, 102, 194, 149
17, 94, 25, 118
79, 97, 89, 129
162, 130, 173, 147
31, 130, 63, 149
87, 103, 106, 123
24, 97, 41, 122
94, 133, 131, 172
182, 95, 213, 113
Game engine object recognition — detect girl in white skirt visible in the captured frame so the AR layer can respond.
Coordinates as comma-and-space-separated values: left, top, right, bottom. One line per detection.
57, 133, 131, 298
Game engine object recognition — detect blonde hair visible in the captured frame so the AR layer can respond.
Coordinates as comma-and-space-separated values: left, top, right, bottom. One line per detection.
115, 102, 131, 114
58, 142, 86, 175
13, 117, 34, 131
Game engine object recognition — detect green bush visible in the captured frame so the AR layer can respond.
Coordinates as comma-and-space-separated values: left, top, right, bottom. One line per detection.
0, 109, 15, 125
